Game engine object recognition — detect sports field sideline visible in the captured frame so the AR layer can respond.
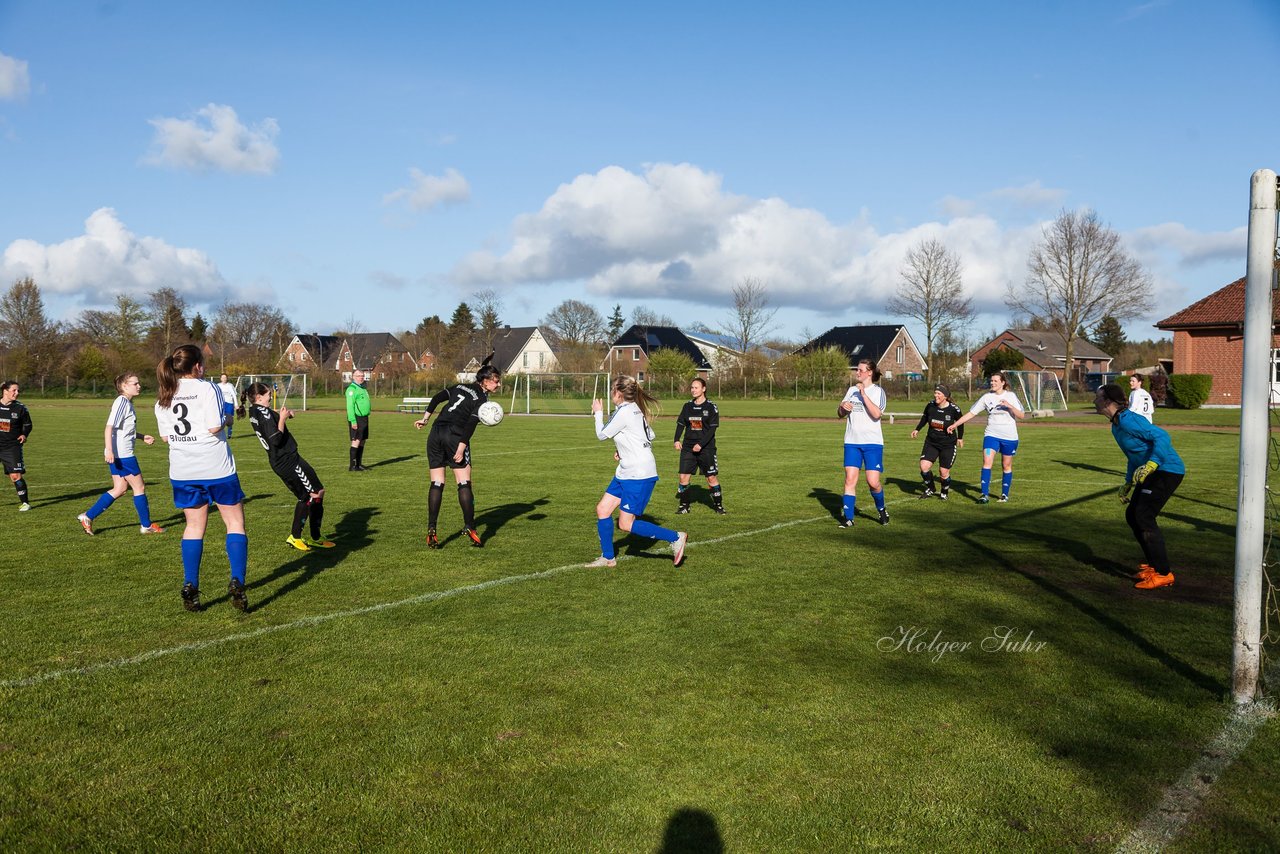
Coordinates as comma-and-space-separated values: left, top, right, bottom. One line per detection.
1, 399, 1276, 851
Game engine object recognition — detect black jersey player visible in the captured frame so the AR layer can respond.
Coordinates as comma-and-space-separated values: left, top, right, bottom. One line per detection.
910, 384, 964, 499
0, 380, 32, 511
673, 377, 723, 514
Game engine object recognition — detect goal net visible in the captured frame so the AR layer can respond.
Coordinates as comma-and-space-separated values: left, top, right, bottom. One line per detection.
234, 373, 309, 411
504, 372, 612, 415
1003, 370, 1066, 412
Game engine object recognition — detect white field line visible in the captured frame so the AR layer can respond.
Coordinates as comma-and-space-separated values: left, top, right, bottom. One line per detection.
0, 515, 828, 690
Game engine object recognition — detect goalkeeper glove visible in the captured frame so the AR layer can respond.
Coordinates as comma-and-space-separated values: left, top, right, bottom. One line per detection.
1134, 461, 1159, 485
1119, 482, 1133, 505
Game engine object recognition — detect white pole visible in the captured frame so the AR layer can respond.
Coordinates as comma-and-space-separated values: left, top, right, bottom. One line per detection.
526, 371, 530, 415
510, 374, 518, 413
1233, 168, 1278, 704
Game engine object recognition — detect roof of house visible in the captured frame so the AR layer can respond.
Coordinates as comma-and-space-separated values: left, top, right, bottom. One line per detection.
611, 325, 713, 369
684, 329, 786, 361
796, 325, 908, 362
345, 332, 412, 368
463, 326, 544, 373
1155, 275, 1280, 329
293, 334, 343, 365
996, 329, 1112, 364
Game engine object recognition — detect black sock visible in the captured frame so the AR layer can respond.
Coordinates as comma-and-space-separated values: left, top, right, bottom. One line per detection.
356, 445, 365, 467
677, 484, 689, 505
309, 497, 324, 540
711, 485, 723, 507
350, 447, 358, 468
14, 478, 27, 503
428, 481, 444, 529
457, 481, 475, 529
922, 471, 935, 490
941, 476, 951, 493
292, 500, 308, 538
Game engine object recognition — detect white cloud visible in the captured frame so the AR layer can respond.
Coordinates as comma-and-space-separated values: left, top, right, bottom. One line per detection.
988, 180, 1068, 210
1, 208, 232, 304
1127, 222, 1247, 267
145, 104, 280, 174
382, 167, 471, 212
0, 51, 31, 101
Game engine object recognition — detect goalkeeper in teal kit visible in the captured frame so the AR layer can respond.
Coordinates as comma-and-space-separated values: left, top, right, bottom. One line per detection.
1094, 383, 1186, 590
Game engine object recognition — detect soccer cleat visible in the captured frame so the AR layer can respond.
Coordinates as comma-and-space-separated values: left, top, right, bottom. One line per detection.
837, 517, 854, 529
140, 523, 165, 534
426, 529, 440, 549
676, 504, 690, 515
998, 494, 1009, 503
18, 502, 30, 512
465, 528, 483, 548
713, 505, 726, 515
228, 578, 249, 612
672, 531, 688, 566
586, 556, 617, 568
77, 513, 95, 536
939, 491, 949, 501
1135, 571, 1175, 590
181, 583, 202, 612
285, 534, 311, 552
977, 495, 990, 504
1134, 563, 1157, 580
305, 536, 336, 548
918, 489, 935, 500
878, 508, 890, 526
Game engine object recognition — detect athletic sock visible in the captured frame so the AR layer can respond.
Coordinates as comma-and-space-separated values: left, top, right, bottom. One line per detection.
14, 478, 27, 503
428, 481, 444, 528
1002, 472, 1013, 498
225, 533, 248, 585
921, 471, 935, 491
356, 445, 365, 467
940, 476, 952, 494
292, 500, 308, 538
711, 484, 723, 508
597, 518, 615, 559
349, 447, 358, 468
181, 538, 204, 587
309, 497, 324, 540
980, 469, 992, 497
457, 481, 475, 528
132, 494, 152, 527
677, 483, 689, 507
843, 493, 856, 521
86, 492, 116, 520
630, 519, 678, 543
871, 490, 885, 512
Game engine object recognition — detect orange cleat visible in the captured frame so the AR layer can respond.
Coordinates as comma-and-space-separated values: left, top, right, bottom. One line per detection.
1135, 572, 1175, 590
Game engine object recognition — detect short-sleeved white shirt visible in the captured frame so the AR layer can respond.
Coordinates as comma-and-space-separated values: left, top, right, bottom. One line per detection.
217, 381, 237, 408
107, 394, 137, 459
155, 378, 236, 481
594, 402, 659, 480
969, 391, 1022, 441
840, 384, 887, 446
1129, 388, 1155, 423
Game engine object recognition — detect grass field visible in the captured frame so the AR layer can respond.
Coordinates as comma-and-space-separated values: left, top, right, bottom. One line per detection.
0, 399, 1275, 851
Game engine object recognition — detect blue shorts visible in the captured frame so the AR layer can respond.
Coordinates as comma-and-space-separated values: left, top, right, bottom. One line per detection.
171, 474, 245, 509
983, 436, 1019, 457
222, 401, 235, 417
605, 476, 659, 516
108, 456, 142, 478
843, 443, 884, 471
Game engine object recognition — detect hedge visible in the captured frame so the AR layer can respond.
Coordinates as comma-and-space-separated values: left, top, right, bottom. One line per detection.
1166, 373, 1212, 409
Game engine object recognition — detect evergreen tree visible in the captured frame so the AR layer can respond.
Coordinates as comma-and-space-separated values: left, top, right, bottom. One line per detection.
1090, 315, 1126, 358
607, 304, 625, 340
190, 312, 208, 341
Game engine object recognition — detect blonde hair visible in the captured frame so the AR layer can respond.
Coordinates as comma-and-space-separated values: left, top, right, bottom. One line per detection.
612, 374, 659, 419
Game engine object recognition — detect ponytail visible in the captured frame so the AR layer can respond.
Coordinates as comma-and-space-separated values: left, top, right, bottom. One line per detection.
612, 374, 660, 420
156, 344, 204, 408
239, 382, 270, 419
114, 372, 138, 393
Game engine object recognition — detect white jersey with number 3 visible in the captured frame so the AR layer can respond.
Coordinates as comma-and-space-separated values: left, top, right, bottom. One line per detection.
155, 377, 236, 481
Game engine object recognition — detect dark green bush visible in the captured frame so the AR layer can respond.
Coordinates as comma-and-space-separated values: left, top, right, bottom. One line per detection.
1166, 373, 1212, 409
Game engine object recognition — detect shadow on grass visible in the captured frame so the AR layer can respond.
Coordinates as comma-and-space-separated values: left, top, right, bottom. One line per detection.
364, 455, 417, 469
241, 492, 273, 506
475, 496, 551, 540
37, 487, 104, 508
1051, 458, 1125, 477
659, 807, 724, 854
808, 487, 844, 521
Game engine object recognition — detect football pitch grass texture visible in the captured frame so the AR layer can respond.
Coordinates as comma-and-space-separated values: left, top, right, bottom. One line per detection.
0, 401, 1274, 851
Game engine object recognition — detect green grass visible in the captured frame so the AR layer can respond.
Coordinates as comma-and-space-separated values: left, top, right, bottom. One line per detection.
0, 401, 1274, 850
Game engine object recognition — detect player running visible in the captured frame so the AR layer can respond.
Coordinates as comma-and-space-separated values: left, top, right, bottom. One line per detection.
0, 380, 32, 511
948, 370, 1025, 504
155, 344, 249, 613
1128, 374, 1155, 423
217, 373, 237, 439
77, 372, 165, 535
673, 377, 723, 515
910, 384, 964, 500
589, 375, 688, 568
414, 358, 502, 548
836, 358, 889, 527
1095, 383, 1186, 589
242, 383, 335, 552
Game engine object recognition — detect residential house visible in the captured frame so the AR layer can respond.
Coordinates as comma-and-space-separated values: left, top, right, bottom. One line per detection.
969, 329, 1113, 386
604, 325, 713, 382
683, 329, 786, 374
458, 326, 559, 378
282, 334, 343, 372
335, 333, 416, 381
796, 325, 926, 379
416, 350, 436, 372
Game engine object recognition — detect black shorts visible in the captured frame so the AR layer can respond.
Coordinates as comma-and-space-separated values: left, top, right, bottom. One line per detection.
679, 446, 718, 476
272, 453, 323, 501
427, 428, 471, 469
0, 445, 25, 475
920, 439, 959, 469
349, 416, 369, 442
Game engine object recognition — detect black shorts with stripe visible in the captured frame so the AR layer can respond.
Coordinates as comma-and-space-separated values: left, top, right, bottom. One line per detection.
919, 438, 959, 469
679, 446, 718, 476
271, 453, 323, 501
0, 444, 25, 475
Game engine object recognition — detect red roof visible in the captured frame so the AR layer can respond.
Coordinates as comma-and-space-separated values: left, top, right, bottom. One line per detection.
1154, 276, 1280, 330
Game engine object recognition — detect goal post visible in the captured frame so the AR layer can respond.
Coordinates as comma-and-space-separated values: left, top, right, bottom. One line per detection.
1002, 370, 1066, 412
234, 373, 309, 411
504, 372, 611, 415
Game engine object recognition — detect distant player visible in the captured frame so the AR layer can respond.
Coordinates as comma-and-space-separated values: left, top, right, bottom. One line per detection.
0, 380, 32, 511
1095, 383, 1185, 589
346, 370, 371, 471
910, 384, 964, 500
949, 370, 1025, 504
77, 372, 165, 535
673, 377, 723, 514
589, 375, 687, 567
242, 382, 334, 552
414, 358, 502, 548
1128, 374, 1155, 423
155, 345, 248, 613
836, 358, 889, 527
217, 373, 237, 439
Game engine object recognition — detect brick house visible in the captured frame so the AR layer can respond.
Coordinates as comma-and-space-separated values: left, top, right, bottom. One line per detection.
969, 329, 1112, 385
335, 333, 417, 381
1155, 274, 1279, 407
796, 325, 926, 379
282, 334, 343, 372
416, 350, 435, 372
604, 325, 712, 383
458, 326, 559, 377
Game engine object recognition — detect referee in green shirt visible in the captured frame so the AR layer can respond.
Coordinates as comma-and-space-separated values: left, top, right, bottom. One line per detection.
346, 370, 371, 471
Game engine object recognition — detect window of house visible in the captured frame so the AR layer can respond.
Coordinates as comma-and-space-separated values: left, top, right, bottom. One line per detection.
638, 371, 645, 382
523, 353, 528, 368
539, 352, 545, 368
633, 348, 640, 361
897, 345, 904, 364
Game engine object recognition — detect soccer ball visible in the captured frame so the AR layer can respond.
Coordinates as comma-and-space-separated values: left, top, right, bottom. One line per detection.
477, 401, 504, 426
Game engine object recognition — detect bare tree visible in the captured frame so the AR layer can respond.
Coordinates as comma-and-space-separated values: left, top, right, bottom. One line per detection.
0, 277, 62, 380
472, 288, 504, 353
885, 239, 972, 377
631, 305, 674, 328
145, 287, 189, 359
210, 301, 294, 370
720, 277, 778, 374
1013, 209, 1152, 399
542, 299, 605, 346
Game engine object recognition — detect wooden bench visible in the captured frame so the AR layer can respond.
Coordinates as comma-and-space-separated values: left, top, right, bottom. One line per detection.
397, 397, 432, 413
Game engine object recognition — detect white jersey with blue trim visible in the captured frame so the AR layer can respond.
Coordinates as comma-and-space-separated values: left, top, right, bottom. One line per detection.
107, 394, 137, 459
217, 381, 237, 407
594, 401, 658, 480
840, 384, 886, 445
1129, 388, 1154, 423
969, 391, 1022, 441
155, 377, 236, 481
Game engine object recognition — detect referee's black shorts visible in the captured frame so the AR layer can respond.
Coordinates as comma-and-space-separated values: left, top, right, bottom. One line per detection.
349, 416, 369, 442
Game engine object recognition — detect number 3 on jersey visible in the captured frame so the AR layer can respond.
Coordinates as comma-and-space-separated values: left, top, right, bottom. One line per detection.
173, 403, 192, 436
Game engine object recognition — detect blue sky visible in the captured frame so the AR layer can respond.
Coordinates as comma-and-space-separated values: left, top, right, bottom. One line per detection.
1, 0, 1277, 350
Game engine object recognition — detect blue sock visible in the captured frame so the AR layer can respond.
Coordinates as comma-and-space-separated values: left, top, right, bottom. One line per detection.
1002, 472, 1013, 497
843, 494, 855, 520
871, 490, 885, 512
181, 538, 204, 587
85, 492, 116, 520
133, 494, 152, 527
980, 469, 992, 496
597, 518, 615, 559
226, 533, 248, 585
630, 519, 678, 543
